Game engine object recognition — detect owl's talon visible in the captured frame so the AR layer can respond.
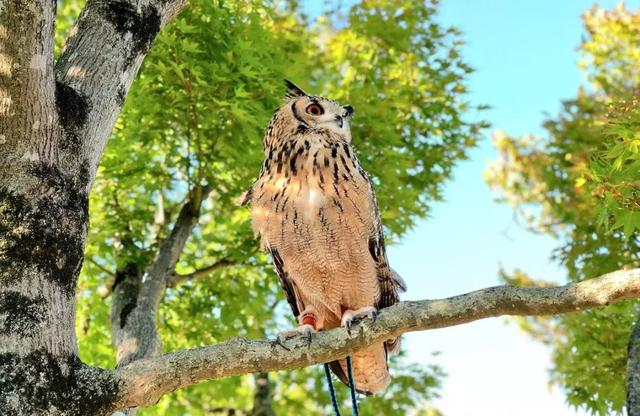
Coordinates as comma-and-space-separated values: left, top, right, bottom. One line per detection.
345, 320, 352, 335
273, 337, 291, 351
341, 306, 378, 333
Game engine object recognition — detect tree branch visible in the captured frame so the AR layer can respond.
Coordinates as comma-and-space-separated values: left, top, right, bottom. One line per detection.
100, 258, 234, 298
166, 259, 237, 288
54, 0, 189, 189
110, 261, 144, 364
137, 186, 212, 311
112, 186, 212, 374
88, 256, 116, 277
110, 268, 640, 409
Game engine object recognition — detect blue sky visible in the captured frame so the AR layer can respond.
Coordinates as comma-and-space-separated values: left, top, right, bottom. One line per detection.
303, 0, 637, 414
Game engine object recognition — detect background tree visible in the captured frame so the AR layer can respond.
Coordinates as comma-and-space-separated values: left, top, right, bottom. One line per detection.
486, 4, 640, 415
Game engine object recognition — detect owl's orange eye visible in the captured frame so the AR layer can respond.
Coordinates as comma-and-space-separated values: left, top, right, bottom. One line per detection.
305, 103, 324, 116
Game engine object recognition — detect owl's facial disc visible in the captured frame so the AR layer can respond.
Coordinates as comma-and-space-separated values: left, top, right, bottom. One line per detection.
292, 97, 353, 140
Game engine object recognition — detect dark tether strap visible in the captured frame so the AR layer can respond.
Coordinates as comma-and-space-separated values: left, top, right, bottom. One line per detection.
323, 363, 341, 416
346, 356, 359, 416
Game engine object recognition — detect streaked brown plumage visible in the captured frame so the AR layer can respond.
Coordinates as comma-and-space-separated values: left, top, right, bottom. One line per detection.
242, 80, 406, 395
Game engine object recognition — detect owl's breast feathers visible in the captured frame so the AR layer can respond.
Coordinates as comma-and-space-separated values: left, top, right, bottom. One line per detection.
243, 129, 405, 342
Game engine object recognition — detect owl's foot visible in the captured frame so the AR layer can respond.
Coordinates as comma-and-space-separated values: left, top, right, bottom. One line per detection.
277, 313, 317, 347
341, 306, 378, 334
277, 324, 315, 347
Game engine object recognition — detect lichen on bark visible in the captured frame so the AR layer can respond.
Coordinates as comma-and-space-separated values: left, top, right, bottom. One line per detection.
0, 163, 88, 295
0, 349, 120, 415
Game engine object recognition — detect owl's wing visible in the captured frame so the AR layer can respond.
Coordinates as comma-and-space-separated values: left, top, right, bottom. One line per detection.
364, 174, 407, 353
369, 220, 407, 310
269, 247, 302, 318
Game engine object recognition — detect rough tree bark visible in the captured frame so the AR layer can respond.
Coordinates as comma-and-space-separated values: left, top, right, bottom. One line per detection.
1, 2, 640, 416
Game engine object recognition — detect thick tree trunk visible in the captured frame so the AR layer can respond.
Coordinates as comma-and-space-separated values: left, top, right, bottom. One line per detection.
0, 0, 187, 414
0, 0, 116, 414
0, 167, 120, 415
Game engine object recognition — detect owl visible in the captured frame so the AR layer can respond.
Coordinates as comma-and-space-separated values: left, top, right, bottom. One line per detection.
241, 80, 406, 395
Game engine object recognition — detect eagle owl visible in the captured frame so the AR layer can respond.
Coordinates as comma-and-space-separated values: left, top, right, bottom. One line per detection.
242, 80, 406, 395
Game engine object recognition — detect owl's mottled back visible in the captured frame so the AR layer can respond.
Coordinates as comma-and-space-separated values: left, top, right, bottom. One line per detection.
242, 80, 405, 395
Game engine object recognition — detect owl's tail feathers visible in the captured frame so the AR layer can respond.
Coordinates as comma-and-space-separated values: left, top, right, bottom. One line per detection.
384, 267, 407, 355
390, 267, 407, 292
329, 343, 390, 396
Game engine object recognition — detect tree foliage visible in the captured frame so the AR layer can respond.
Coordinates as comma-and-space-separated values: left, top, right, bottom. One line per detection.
61, 0, 486, 413
486, 5, 640, 415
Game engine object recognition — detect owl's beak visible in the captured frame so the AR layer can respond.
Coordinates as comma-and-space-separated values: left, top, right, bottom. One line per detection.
343, 105, 354, 117
335, 115, 344, 128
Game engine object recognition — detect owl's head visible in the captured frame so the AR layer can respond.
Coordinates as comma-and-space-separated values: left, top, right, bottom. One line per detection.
276, 80, 354, 141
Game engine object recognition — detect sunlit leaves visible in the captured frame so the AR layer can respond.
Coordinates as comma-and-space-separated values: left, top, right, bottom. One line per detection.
587, 101, 640, 237
580, 4, 640, 95
55, 0, 86, 57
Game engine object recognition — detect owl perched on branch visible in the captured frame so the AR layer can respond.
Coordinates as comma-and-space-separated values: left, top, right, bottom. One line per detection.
242, 80, 406, 395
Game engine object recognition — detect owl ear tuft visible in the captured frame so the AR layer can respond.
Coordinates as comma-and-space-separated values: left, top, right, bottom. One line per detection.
284, 79, 307, 99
